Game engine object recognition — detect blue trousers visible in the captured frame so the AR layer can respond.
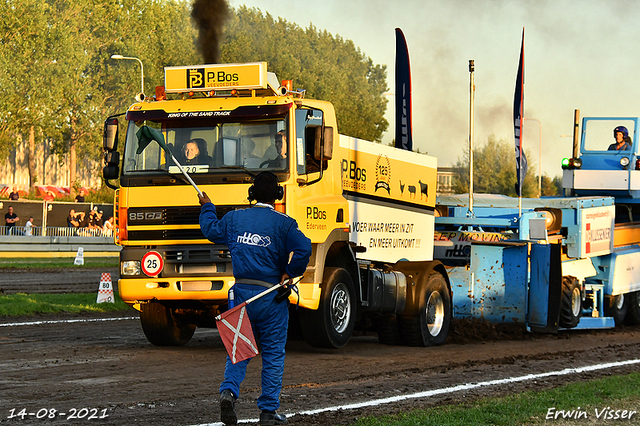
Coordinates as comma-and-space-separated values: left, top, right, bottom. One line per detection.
220, 284, 288, 412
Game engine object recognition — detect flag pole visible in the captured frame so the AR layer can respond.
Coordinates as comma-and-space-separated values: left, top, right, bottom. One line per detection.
166, 150, 204, 197
215, 277, 303, 321
468, 60, 475, 217
136, 125, 204, 196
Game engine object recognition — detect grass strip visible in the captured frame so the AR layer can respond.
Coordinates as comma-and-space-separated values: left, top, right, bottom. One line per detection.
0, 257, 119, 269
351, 372, 640, 426
0, 293, 130, 316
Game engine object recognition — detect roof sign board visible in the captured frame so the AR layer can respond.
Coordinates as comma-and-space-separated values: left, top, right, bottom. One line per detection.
164, 62, 267, 93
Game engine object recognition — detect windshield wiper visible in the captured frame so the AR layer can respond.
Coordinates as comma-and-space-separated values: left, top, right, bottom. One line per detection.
218, 166, 256, 180
127, 168, 191, 186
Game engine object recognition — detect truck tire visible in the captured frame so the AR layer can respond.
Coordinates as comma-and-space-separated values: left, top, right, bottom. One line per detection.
375, 314, 403, 345
299, 267, 356, 349
559, 276, 581, 328
604, 294, 628, 326
140, 302, 195, 346
624, 291, 640, 325
399, 272, 451, 347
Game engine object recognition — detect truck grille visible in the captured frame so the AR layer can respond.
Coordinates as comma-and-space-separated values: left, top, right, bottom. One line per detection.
126, 205, 242, 241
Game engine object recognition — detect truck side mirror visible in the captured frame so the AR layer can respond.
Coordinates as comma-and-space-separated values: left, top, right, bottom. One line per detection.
102, 149, 120, 188
314, 126, 333, 161
105, 151, 120, 166
103, 164, 120, 181
103, 117, 119, 151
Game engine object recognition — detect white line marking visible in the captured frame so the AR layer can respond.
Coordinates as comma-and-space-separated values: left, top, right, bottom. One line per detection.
190, 358, 640, 426
0, 317, 138, 327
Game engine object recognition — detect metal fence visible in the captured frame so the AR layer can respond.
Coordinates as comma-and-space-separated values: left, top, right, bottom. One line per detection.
0, 226, 112, 238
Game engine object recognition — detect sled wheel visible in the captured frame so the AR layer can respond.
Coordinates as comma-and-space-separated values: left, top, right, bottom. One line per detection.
624, 291, 640, 326
559, 276, 581, 328
140, 302, 195, 346
299, 267, 356, 349
604, 293, 628, 326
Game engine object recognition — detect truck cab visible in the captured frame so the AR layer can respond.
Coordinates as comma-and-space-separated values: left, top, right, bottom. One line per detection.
563, 117, 640, 209
103, 62, 448, 349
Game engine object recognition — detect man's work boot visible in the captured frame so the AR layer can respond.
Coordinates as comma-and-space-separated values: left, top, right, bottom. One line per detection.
259, 410, 287, 425
219, 390, 237, 425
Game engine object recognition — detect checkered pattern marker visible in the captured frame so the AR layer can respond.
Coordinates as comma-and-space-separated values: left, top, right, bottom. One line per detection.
215, 278, 302, 364
96, 273, 114, 304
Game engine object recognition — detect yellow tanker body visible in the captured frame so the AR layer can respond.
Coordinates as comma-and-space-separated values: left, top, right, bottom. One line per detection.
102, 62, 450, 348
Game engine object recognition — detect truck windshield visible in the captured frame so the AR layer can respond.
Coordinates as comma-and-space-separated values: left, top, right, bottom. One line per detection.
122, 117, 288, 174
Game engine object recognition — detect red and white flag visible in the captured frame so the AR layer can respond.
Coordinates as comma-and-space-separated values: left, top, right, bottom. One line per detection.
216, 302, 259, 364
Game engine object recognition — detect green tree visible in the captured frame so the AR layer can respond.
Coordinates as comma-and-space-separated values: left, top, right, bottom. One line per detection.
0, 0, 387, 194
0, 0, 63, 186
542, 174, 563, 196
452, 135, 538, 197
221, 6, 388, 142
0, 0, 200, 190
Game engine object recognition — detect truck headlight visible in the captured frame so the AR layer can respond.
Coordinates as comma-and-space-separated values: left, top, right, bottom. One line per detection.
122, 261, 141, 276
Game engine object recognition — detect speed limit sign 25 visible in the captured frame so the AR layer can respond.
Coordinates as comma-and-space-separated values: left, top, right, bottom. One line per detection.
141, 251, 164, 277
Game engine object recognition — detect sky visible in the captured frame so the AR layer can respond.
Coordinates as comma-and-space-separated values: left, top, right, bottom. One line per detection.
230, 0, 640, 177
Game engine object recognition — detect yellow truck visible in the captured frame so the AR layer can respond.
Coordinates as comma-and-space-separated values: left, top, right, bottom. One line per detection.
102, 62, 449, 348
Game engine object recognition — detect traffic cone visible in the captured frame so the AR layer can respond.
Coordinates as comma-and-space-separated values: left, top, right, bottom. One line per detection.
96, 273, 115, 304
74, 247, 84, 265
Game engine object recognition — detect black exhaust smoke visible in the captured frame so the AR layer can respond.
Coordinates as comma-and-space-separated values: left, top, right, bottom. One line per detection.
191, 0, 230, 64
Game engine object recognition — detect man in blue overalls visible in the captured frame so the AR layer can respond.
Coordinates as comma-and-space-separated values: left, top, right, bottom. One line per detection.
199, 171, 312, 426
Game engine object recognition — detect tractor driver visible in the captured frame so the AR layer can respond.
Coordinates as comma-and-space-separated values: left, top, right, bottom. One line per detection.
608, 126, 632, 151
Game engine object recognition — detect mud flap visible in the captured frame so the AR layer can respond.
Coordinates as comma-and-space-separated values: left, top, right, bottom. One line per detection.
528, 243, 562, 333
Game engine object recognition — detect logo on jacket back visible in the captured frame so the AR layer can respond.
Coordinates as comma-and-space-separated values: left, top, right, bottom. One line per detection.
237, 232, 271, 247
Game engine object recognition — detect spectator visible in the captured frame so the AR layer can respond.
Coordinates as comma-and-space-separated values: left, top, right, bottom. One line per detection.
24, 216, 34, 236
75, 189, 85, 203
102, 217, 114, 237
9, 186, 19, 201
5, 206, 20, 235
67, 209, 85, 228
87, 208, 104, 234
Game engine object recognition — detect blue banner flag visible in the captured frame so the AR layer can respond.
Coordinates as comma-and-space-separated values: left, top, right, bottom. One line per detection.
513, 29, 527, 197
395, 28, 413, 151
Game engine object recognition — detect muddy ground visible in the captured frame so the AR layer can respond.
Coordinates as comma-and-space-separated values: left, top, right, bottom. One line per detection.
1, 271, 640, 425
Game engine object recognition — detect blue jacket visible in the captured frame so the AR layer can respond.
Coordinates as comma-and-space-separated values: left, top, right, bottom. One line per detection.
199, 203, 312, 285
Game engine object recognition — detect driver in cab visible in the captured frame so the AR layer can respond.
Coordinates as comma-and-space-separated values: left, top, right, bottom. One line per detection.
181, 138, 212, 166
608, 126, 632, 151
262, 130, 287, 168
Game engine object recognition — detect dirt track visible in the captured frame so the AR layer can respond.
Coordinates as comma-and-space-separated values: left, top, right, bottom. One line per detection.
2, 311, 640, 426
0, 267, 119, 294
1, 270, 640, 425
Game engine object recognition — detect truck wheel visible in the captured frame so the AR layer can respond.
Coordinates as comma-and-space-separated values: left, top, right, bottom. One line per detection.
375, 314, 403, 345
624, 292, 640, 325
299, 267, 356, 349
399, 272, 451, 347
140, 302, 195, 346
604, 294, 628, 326
559, 276, 581, 328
